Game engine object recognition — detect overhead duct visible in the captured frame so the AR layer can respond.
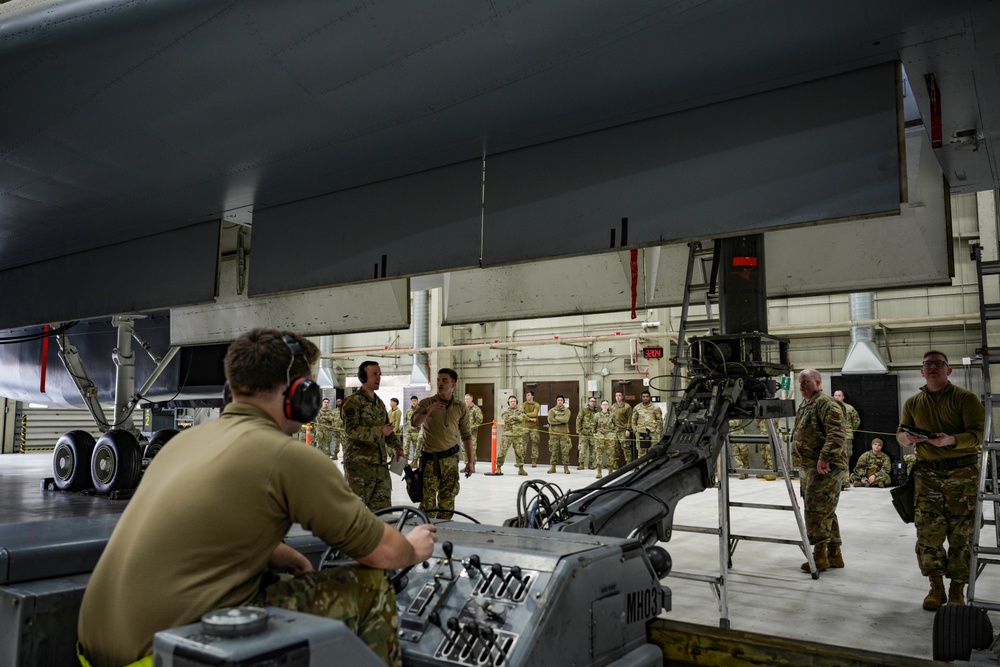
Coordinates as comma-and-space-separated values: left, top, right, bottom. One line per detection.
316, 335, 337, 389
410, 291, 431, 386
842, 292, 888, 374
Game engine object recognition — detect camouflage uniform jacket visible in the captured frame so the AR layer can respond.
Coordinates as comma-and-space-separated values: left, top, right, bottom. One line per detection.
898, 382, 984, 462
611, 402, 633, 431
594, 411, 616, 438
468, 404, 484, 433
404, 405, 422, 440
631, 402, 663, 440
792, 391, 848, 468
342, 390, 401, 465
853, 450, 891, 478
331, 408, 344, 434
548, 405, 571, 434
577, 406, 598, 435
840, 401, 861, 439
501, 407, 526, 436
314, 407, 336, 431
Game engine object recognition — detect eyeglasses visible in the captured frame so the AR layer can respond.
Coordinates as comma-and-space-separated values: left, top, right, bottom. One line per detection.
922, 360, 949, 368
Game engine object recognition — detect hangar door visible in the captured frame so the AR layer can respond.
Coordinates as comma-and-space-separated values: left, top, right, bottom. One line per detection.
466, 383, 495, 463
831, 375, 900, 474
522, 381, 580, 466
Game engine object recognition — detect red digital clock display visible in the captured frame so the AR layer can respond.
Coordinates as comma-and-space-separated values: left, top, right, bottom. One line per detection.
642, 346, 664, 359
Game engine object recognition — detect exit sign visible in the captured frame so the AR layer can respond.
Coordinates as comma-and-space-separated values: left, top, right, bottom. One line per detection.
642, 346, 664, 359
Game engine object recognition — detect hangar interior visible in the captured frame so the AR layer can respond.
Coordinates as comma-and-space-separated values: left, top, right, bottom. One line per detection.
3, 1, 1000, 665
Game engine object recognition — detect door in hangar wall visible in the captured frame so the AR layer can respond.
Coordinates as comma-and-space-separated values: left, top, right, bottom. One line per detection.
831, 374, 900, 473
465, 382, 495, 462
522, 380, 580, 466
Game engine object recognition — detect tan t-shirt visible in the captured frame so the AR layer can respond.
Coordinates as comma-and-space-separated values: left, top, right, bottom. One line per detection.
78, 403, 384, 667
416, 395, 472, 453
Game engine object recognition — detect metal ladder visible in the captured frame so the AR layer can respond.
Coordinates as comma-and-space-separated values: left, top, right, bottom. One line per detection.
968, 243, 1000, 610
669, 419, 816, 629
665, 240, 720, 428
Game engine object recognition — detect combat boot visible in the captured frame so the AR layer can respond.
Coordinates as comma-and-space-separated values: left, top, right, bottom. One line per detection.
948, 580, 966, 606
547, 464, 557, 474
801, 544, 829, 572
495, 465, 502, 475
563, 465, 571, 474
738, 473, 748, 480
923, 575, 947, 611
596, 466, 603, 479
517, 465, 527, 476
827, 544, 844, 568
531, 458, 537, 468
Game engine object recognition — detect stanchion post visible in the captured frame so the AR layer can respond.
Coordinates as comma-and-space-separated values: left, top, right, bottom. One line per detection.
484, 419, 501, 476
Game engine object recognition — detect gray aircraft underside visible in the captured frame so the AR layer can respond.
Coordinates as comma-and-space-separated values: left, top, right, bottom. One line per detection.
0, 1, 996, 405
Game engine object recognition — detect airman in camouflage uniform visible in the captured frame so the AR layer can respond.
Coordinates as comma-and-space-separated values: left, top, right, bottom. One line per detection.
331, 397, 345, 460
546, 396, 573, 474
792, 369, 848, 572
522, 392, 541, 467
593, 400, 616, 478
611, 392, 634, 465
833, 390, 862, 491
262, 567, 401, 666
342, 362, 404, 512
631, 390, 662, 458
313, 398, 336, 457
499, 396, 527, 475
851, 437, 892, 487
576, 397, 599, 469
464, 393, 484, 465
404, 395, 423, 466
729, 418, 775, 479
896, 350, 985, 610
388, 398, 402, 439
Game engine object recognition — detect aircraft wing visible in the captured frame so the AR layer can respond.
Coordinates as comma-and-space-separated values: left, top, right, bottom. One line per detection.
1, 1, 998, 329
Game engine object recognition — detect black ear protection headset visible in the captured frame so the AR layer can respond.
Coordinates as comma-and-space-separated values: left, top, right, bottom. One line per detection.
358, 360, 376, 384
282, 334, 323, 423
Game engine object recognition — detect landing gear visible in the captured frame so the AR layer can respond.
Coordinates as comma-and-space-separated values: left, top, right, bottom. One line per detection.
143, 428, 179, 459
51, 430, 97, 491
932, 604, 993, 662
91, 430, 143, 494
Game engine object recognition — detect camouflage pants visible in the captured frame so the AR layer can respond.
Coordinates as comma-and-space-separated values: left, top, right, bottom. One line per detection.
578, 435, 595, 467
262, 566, 400, 667
314, 427, 332, 456
549, 434, 572, 465
344, 460, 392, 512
421, 454, 459, 520
851, 466, 891, 487
616, 429, 634, 464
405, 430, 423, 462
499, 434, 524, 467
527, 429, 540, 460
331, 430, 343, 458
733, 443, 772, 471
799, 465, 845, 546
594, 435, 616, 468
914, 464, 978, 581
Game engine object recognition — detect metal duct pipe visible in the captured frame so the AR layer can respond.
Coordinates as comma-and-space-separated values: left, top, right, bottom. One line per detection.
317, 335, 336, 389
842, 292, 888, 374
410, 291, 430, 386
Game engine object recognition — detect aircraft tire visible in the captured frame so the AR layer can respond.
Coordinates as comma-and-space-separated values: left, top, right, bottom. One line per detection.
143, 428, 179, 459
932, 603, 993, 662
91, 430, 143, 494
52, 430, 96, 491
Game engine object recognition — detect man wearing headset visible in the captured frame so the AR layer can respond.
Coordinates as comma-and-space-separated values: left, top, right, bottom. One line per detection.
342, 359, 406, 511
77, 329, 435, 667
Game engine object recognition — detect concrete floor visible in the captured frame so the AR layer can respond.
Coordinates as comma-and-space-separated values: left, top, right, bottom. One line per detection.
2, 451, 996, 662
